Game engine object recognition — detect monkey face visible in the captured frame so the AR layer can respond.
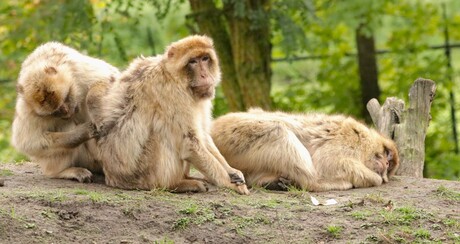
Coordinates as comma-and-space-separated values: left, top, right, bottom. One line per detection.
367, 143, 399, 183
164, 35, 221, 99
186, 54, 218, 98
371, 152, 390, 182
20, 66, 80, 119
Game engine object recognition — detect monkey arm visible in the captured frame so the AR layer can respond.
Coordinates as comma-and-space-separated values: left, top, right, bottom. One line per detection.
181, 132, 250, 195
44, 122, 97, 149
204, 134, 246, 185
337, 158, 384, 188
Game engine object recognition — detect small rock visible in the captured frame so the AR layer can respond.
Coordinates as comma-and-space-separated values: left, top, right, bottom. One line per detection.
0, 179, 4, 187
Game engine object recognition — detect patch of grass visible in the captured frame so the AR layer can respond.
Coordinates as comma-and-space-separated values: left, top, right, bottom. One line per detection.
74, 189, 89, 195
26, 191, 68, 203
88, 192, 107, 203
172, 217, 190, 230
447, 232, 460, 242
153, 237, 174, 244
365, 193, 385, 203
380, 206, 429, 226
73, 189, 109, 203
0, 169, 13, 176
287, 186, 308, 198
24, 223, 35, 229
178, 203, 198, 215
232, 214, 272, 235
40, 209, 55, 219
326, 225, 343, 238
414, 228, 431, 239
442, 218, 459, 228
351, 210, 372, 220
435, 185, 460, 201
176, 203, 215, 226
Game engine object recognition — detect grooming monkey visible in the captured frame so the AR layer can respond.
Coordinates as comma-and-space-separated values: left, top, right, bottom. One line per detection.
211, 109, 400, 191
86, 35, 249, 194
12, 42, 120, 182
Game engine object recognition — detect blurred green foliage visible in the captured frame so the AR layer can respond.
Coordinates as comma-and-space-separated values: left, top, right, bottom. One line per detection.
1, 0, 459, 180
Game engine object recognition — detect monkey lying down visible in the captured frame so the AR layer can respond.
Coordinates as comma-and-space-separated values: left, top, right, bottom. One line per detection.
211, 109, 400, 191
86, 35, 249, 195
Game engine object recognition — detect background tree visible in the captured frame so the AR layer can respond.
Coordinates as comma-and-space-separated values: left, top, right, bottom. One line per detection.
188, 0, 272, 111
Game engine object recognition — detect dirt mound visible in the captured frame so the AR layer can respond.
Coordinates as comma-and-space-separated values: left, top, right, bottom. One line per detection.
1, 162, 459, 243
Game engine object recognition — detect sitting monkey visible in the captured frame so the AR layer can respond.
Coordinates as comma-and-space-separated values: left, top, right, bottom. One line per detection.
86, 35, 249, 194
12, 42, 119, 182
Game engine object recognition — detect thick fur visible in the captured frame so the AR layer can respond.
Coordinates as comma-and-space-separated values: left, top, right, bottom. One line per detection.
211, 109, 400, 191
12, 42, 120, 182
87, 35, 249, 194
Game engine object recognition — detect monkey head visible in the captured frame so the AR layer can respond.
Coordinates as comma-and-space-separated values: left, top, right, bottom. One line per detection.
18, 65, 81, 119
365, 135, 400, 183
163, 35, 221, 99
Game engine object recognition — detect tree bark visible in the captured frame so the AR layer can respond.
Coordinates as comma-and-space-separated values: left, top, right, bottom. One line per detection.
223, 0, 272, 110
188, 0, 245, 111
367, 78, 436, 178
356, 26, 380, 123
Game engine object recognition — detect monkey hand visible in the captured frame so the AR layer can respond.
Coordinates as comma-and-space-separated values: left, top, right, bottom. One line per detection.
228, 172, 250, 195
229, 172, 246, 185
88, 123, 101, 138
229, 183, 250, 195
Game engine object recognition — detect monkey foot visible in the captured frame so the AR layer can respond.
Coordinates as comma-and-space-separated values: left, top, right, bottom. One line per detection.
55, 167, 93, 183
171, 179, 208, 193
263, 177, 292, 191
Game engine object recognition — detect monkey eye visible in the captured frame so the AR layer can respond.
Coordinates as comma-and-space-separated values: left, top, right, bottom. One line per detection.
188, 59, 198, 65
202, 56, 210, 62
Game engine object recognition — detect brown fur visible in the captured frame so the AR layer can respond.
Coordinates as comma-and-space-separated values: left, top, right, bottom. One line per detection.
211, 109, 400, 191
87, 35, 249, 194
12, 42, 120, 182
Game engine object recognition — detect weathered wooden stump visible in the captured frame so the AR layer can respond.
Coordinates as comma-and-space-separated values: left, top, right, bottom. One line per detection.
367, 78, 436, 177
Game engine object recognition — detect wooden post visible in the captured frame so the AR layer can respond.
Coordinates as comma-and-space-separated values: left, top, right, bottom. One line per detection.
367, 78, 436, 177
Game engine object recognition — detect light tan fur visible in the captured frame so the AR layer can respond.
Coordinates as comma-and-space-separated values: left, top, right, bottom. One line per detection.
87, 35, 249, 194
12, 42, 120, 182
211, 108, 400, 191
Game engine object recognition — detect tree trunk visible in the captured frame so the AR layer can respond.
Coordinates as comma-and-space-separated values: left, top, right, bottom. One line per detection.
367, 78, 436, 178
223, 0, 272, 110
188, 0, 245, 111
356, 26, 380, 123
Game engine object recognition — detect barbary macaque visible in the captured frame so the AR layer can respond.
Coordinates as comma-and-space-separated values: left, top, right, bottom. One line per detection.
87, 35, 249, 194
12, 42, 120, 182
211, 109, 400, 191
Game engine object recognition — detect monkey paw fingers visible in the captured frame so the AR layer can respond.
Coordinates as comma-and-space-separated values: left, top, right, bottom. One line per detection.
233, 184, 250, 195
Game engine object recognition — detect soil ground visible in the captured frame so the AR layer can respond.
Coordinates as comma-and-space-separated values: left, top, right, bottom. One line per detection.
0, 162, 459, 244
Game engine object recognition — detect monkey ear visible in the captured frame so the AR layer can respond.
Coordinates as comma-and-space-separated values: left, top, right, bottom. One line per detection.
44, 66, 57, 75
16, 84, 24, 94
167, 47, 175, 58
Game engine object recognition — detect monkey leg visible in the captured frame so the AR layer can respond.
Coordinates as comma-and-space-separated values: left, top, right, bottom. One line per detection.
256, 175, 291, 191
40, 154, 93, 183
170, 179, 208, 193
232, 124, 319, 191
